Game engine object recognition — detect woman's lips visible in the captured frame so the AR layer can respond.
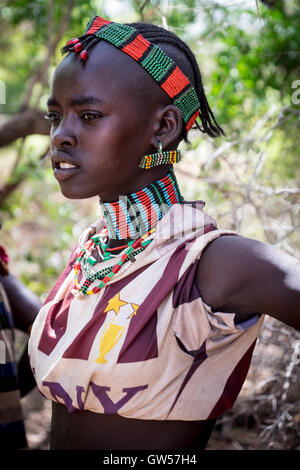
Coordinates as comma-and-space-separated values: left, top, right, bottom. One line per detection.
51, 152, 81, 181
53, 165, 81, 181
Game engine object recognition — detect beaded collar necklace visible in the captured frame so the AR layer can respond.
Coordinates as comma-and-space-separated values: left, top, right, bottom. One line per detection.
72, 169, 183, 298
100, 167, 183, 240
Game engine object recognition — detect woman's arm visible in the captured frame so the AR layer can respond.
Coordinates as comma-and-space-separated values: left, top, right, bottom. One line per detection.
196, 235, 300, 330
0, 273, 42, 396
0, 273, 41, 333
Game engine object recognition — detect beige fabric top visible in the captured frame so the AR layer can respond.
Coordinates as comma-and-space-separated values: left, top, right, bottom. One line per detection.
28, 201, 264, 420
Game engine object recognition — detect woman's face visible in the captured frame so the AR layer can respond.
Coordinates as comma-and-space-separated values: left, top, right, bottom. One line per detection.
47, 42, 166, 201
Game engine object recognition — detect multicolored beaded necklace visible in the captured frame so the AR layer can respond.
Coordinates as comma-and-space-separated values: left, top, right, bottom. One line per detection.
72, 168, 183, 297
101, 168, 183, 240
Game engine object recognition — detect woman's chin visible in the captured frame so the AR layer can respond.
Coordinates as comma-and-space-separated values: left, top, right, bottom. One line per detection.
59, 184, 95, 200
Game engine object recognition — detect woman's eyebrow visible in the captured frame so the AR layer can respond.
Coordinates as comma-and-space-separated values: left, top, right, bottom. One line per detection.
69, 96, 104, 106
47, 97, 59, 107
46, 96, 104, 107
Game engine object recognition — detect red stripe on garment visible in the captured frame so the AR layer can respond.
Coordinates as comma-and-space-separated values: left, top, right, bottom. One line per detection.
207, 340, 257, 420
117, 236, 192, 363
62, 264, 151, 360
37, 285, 75, 356
167, 342, 207, 417
43, 246, 78, 305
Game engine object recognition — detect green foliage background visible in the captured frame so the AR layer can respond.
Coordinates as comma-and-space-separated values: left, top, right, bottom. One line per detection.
0, 0, 299, 298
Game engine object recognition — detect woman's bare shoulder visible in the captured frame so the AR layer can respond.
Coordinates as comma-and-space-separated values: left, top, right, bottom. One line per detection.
196, 234, 300, 329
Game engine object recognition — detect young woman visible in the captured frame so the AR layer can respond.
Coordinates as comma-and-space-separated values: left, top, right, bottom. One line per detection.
28, 16, 300, 450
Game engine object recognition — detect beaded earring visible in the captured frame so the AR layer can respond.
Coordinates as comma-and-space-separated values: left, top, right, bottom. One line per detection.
138, 140, 182, 170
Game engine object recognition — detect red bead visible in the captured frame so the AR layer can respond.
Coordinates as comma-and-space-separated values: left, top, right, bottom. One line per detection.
112, 264, 121, 273
74, 42, 83, 52
132, 239, 141, 249
67, 38, 79, 46
80, 50, 88, 61
121, 254, 128, 262
102, 276, 110, 283
92, 287, 100, 294
86, 240, 93, 249
74, 263, 81, 271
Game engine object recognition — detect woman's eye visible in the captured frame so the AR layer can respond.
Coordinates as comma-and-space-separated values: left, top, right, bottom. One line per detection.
81, 112, 101, 121
44, 112, 61, 124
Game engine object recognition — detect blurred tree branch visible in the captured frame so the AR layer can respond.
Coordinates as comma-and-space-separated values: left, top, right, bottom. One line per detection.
0, 0, 75, 153
20, 0, 75, 111
0, 144, 49, 204
0, 110, 50, 148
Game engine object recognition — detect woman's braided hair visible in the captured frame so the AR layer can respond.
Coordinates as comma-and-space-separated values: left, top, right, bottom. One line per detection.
62, 21, 224, 141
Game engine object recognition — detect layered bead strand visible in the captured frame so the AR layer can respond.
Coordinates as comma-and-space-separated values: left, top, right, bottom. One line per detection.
72, 229, 155, 297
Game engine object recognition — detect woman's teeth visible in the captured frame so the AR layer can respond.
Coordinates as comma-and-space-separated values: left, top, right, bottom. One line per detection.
58, 162, 77, 169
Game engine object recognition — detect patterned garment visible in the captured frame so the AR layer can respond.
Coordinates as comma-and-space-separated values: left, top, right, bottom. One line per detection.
0, 283, 27, 449
29, 201, 264, 420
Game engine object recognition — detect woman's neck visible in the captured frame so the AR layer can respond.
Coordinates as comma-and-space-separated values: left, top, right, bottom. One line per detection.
99, 167, 184, 241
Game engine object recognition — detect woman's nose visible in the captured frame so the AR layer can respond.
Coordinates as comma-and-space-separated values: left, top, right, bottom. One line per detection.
51, 120, 78, 148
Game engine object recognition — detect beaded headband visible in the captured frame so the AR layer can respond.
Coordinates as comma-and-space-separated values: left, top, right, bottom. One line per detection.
65, 16, 201, 133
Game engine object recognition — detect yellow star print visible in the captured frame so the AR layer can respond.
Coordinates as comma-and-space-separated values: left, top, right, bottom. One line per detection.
104, 293, 128, 315
127, 303, 140, 319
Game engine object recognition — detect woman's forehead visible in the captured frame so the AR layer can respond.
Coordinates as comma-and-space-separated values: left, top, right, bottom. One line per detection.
52, 41, 165, 105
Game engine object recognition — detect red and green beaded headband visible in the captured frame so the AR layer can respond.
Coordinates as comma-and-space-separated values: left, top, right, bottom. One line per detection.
66, 16, 200, 133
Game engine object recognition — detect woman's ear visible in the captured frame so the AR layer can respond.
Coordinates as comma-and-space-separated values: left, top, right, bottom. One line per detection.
150, 104, 183, 150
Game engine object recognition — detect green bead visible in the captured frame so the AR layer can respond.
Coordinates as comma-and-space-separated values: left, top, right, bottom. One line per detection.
88, 256, 97, 266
